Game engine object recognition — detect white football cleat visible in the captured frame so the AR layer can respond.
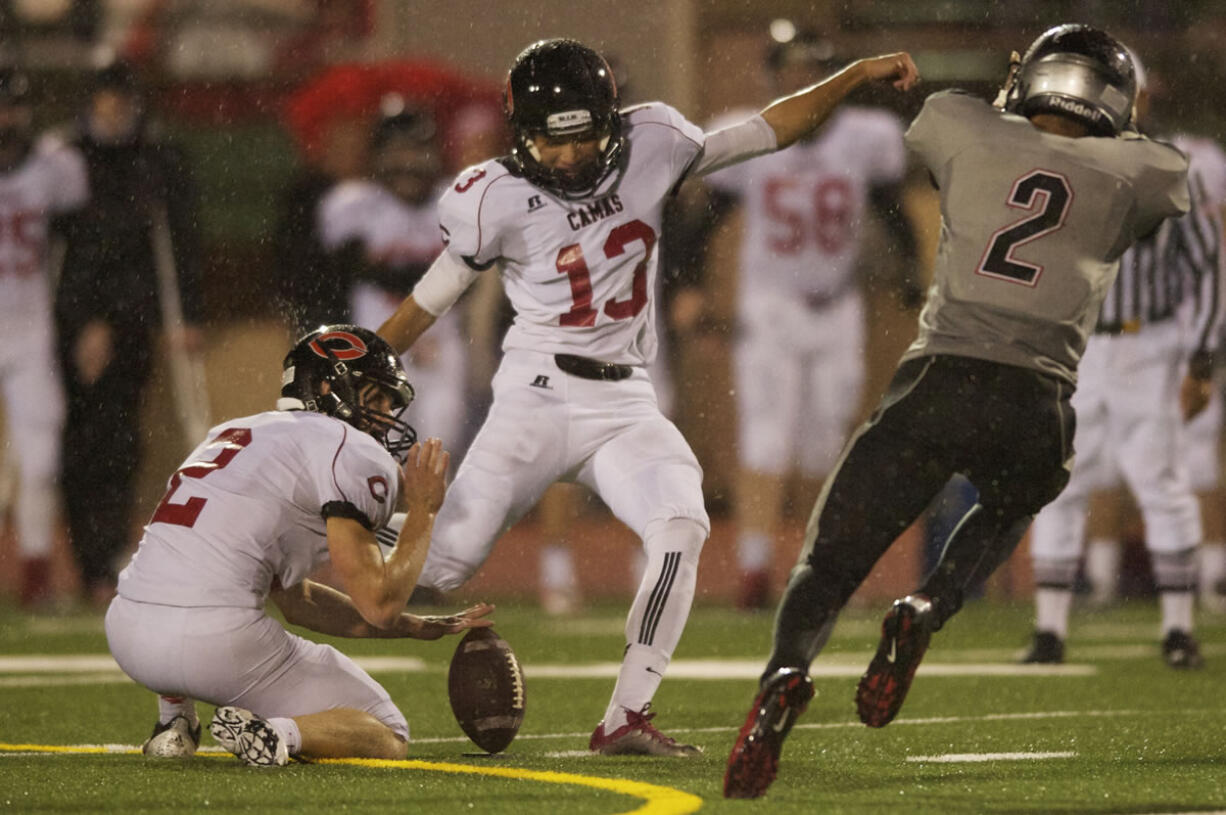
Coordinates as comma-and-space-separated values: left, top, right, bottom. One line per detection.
210, 706, 289, 767
142, 715, 201, 758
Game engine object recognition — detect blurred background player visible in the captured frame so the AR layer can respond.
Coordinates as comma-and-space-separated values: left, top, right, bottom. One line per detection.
1179, 132, 1226, 615
704, 23, 923, 610
1024, 49, 1222, 668
0, 65, 89, 609
379, 37, 919, 756
317, 97, 468, 456
727, 25, 1188, 798
53, 57, 204, 610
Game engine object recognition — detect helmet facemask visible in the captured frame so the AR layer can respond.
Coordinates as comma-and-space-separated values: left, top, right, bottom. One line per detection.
512, 117, 623, 199
345, 371, 417, 464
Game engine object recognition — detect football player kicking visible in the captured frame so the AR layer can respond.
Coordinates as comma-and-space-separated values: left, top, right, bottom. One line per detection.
105, 325, 493, 766
724, 24, 1190, 798
378, 38, 918, 756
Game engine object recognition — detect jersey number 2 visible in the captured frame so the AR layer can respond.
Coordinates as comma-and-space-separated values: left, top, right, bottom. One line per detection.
151, 427, 253, 528
556, 220, 656, 327
978, 170, 1072, 286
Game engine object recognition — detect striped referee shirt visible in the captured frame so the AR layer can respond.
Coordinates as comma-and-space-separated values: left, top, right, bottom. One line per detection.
1096, 163, 1223, 368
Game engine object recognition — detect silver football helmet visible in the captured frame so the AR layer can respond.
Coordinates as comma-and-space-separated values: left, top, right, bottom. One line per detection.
1003, 24, 1137, 136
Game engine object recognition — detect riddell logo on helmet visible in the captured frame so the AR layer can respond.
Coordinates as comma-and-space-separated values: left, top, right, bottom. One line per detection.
309, 331, 368, 361
1047, 96, 1103, 122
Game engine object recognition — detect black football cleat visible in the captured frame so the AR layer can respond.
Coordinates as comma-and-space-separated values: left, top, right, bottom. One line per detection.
856, 594, 934, 728
1019, 630, 1064, 664
1162, 629, 1205, 669
723, 668, 814, 799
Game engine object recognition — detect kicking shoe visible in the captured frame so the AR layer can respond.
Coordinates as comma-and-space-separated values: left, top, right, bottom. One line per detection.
142, 715, 201, 758
1162, 630, 1205, 669
589, 705, 702, 757
1019, 630, 1064, 664
723, 668, 814, 799
856, 594, 934, 728
210, 706, 289, 767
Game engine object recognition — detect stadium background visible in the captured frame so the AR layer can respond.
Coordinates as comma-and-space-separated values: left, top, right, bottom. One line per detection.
1, 0, 1224, 607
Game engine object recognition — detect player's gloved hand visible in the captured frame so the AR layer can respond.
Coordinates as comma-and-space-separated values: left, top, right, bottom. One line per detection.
407, 602, 496, 640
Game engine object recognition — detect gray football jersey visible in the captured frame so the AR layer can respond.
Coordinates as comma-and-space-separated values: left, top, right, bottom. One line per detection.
902, 90, 1189, 384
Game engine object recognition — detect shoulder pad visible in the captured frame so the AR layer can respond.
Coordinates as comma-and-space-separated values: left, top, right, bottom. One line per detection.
438, 159, 516, 264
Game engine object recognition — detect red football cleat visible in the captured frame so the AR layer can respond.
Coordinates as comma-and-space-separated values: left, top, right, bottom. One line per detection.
856, 594, 934, 728
724, 668, 814, 799
589, 705, 701, 757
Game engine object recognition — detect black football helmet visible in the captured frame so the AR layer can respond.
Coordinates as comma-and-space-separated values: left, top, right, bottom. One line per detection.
281, 325, 417, 461
1003, 24, 1136, 136
371, 95, 442, 204
504, 38, 623, 199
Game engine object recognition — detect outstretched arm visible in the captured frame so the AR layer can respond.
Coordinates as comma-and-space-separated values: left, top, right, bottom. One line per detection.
378, 250, 483, 354
691, 53, 921, 179
762, 53, 919, 148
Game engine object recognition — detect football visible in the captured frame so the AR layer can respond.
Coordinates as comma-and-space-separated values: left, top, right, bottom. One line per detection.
447, 627, 526, 754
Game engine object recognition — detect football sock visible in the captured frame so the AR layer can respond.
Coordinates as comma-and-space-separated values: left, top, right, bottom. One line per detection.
1085, 538, 1121, 605
1159, 590, 1194, 636
1153, 549, 1197, 635
1198, 542, 1226, 608
1031, 557, 1078, 639
737, 530, 772, 572
603, 518, 704, 726
267, 717, 302, 755
17, 476, 56, 558
157, 695, 198, 727
540, 543, 577, 594
1034, 587, 1074, 639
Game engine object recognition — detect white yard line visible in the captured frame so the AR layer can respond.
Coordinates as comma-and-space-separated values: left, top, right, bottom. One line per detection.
905, 751, 1077, 762
0, 656, 1094, 687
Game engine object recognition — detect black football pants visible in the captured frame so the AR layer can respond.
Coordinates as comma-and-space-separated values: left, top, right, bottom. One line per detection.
765, 354, 1075, 678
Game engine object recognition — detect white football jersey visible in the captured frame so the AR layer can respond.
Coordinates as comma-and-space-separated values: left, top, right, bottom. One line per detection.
436, 102, 704, 366
0, 136, 88, 329
706, 106, 906, 305
117, 410, 400, 609
317, 179, 442, 276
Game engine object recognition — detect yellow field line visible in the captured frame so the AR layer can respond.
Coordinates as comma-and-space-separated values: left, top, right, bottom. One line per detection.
0, 744, 703, 815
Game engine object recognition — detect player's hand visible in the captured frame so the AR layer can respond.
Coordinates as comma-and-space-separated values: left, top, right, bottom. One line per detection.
405, 602, 495, 640
1181, 374, 1212, 421
402, 438, 450, 515
73, 319, 114, 385
858, 52, 920, 91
